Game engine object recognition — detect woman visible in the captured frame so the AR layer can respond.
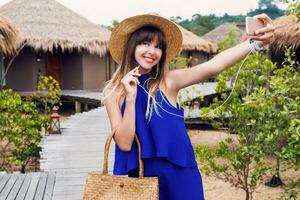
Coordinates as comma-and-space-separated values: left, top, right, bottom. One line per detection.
103, 13, 275, 199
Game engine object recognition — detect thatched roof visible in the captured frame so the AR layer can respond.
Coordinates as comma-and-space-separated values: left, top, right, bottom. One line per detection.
0, 15, 20, 56
202, 23, 246, 44
179, 25, 217, 54
0, 0, 111, 56
271, 15, 300, 52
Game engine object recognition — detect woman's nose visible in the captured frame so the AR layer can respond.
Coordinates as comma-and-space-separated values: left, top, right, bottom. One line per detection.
147, 46, 156, 54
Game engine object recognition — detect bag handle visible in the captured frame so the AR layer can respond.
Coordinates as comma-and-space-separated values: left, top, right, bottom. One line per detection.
102, 129, 144, 177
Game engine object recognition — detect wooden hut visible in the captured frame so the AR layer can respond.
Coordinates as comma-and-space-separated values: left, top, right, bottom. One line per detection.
179, 25, 217, 67
0, 15, 21, 88
202, 22, 246, 46
269, 15, 300, 66
0, 0, 116, 91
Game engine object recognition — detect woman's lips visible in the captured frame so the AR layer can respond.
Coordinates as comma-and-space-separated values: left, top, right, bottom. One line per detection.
143, 56, 155, 63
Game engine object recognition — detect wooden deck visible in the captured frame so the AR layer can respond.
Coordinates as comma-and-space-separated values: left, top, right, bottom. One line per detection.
178, 81, 231, 102
0, 172, 55, 200
39, 107, 114, 200
61, 90, 102, 101
61, 90, 102, 106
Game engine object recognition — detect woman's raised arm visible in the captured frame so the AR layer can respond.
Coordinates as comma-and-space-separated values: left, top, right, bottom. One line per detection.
166, 13, 275, 91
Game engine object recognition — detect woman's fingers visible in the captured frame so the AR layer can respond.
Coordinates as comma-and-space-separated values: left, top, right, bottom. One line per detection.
127, 67, 139, 77
129, 67, 141, 77
122, 73, 140, 85
250, 13, 275, 44
254, 13, 273, 24
127, 76, 139, 85
255, 25, 275, 35
123, 67, 141, 89
134, 76, 140, 85
253, 13, 275, 35
133, 71, 141, 77
131, 66, 139, 72
250, 32, 274, 41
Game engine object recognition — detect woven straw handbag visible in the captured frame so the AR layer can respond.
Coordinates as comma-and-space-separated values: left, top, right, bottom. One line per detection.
83, 130, 159, 200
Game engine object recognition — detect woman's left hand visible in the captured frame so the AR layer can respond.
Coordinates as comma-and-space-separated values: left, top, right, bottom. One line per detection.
250, 13, 275, 47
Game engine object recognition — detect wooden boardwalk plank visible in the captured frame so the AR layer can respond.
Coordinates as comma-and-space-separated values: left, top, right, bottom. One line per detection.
24, 172, 40, 200
15, 173, 34, 200
0, 174, 11, 193
0, 172, 54, 200
0, 173, 4, 182
43, 172, 55, 200
0, 173, 18, 199
6, 174, 26, 200
40, 106, 114, 199
33, 172, 48, 200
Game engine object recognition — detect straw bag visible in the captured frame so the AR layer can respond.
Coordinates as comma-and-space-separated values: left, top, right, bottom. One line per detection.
83, 130, 159, 200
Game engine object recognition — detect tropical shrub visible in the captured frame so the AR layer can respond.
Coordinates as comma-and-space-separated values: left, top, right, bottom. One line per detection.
0, 89, 44, 172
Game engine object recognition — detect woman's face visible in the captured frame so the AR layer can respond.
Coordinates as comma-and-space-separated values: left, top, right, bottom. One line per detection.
134, 38, 162, 74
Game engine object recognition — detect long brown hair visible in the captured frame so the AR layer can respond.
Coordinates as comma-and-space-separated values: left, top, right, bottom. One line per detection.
104, 26, 167, 120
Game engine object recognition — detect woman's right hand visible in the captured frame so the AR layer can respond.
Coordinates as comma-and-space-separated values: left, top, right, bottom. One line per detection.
121, 67, 141, 98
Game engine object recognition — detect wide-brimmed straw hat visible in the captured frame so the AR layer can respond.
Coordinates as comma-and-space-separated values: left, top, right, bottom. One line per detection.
108, 13, 183, 65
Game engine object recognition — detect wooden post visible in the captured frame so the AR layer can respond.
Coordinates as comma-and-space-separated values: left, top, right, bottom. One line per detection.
75, 101, 81, 113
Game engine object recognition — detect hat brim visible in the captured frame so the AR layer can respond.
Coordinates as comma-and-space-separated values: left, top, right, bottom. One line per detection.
108, 14, 182, 65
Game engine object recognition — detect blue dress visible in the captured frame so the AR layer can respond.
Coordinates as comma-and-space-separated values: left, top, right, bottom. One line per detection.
113, 73, 205, 200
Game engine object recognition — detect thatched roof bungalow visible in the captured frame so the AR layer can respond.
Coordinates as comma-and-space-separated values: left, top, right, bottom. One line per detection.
179, 25, 217, 67
0, 0, 116, 91
269, 15, 300, 66
202, 22, 246, 46
0, 15, 20, 56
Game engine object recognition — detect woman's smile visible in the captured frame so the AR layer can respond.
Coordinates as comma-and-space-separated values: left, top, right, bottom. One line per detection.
143, 55, 156, 63
135, 39, 162, 69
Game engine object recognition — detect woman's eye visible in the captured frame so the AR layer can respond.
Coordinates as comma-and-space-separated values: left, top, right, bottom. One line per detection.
155, 45, 162, 49
142, 41, 150, 45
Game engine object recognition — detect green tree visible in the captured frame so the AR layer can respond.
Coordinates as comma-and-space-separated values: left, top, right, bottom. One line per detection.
170, 16, 182, 24
259, 0, 279, 9
247, 0, 285, 19
0, 89, 44, 173
196, 49, 299, 199
36, 75, 61, 133
169, 52, 192, 70
179, 14, 216, 36
211, 13, 245, 27
283, 0, 300, 19
101, 19, 119, 31
196, 53, 273, 200
37, 75, 61, 113
112, 19, 119, 28
217, 27, 238, 51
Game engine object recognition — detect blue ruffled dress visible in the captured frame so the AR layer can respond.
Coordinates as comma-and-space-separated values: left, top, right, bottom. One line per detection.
113, 73, 205, 200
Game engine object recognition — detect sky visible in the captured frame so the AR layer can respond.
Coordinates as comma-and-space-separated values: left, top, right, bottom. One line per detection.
0, 0, 287, 26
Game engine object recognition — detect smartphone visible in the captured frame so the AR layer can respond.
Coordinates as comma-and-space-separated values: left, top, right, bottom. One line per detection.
245, 17, 264, 35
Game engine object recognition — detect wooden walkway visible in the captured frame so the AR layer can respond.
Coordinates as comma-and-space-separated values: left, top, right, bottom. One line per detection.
39, 107, 114, 200
178, 82, 231, 102
61, 90, 102, 102
0, 172, 55, 200
61, 90, 103, 107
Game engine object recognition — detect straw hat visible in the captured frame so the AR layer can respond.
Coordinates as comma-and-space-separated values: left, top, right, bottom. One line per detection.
108, 13, 183, 65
